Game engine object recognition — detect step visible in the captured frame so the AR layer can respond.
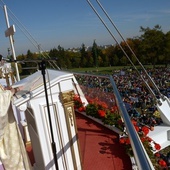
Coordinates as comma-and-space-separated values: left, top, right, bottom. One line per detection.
148, 124, 170, 151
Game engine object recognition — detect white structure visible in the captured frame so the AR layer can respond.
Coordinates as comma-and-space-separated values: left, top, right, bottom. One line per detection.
13, 69, 88, 170
148, 96, 170, 150
157, 96, 170, 126
148, 124, 170, 152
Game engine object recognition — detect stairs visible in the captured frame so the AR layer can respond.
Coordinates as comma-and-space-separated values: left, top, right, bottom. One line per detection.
148, 124, 170, 152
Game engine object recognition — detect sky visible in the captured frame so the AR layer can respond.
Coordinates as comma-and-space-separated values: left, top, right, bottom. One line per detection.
0, 0, 170, 57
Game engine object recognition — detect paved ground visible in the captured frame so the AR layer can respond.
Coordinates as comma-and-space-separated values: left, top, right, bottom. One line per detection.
75, 112, 132, 170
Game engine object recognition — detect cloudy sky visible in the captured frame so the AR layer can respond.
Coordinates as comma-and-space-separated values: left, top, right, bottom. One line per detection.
0, 0, 170, 56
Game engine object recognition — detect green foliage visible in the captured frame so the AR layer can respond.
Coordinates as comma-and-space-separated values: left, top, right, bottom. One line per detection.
92, 40, 98, 67
103, 111, 124, 131
102, 111, 116, 126
139, 25, 165, 66
80, 43, 87, 67
17, 25, 170, 72
85, 103, 98, 118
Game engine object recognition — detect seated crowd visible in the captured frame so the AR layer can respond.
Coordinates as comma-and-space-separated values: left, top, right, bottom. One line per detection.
75, 67, 170, 128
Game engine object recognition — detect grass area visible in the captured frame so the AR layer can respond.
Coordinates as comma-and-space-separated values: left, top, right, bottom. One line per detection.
68, 65, 165, 75
69, 66, 129, 74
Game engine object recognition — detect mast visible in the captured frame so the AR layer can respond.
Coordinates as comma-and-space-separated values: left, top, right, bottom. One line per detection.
3, 5, 20, 81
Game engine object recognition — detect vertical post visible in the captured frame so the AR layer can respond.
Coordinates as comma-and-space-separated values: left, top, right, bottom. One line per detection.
38, 60, 59, 170
3, 5, 20, 81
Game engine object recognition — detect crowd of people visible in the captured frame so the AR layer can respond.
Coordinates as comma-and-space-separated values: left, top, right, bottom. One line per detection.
114, 67, 170, 110
75, 66, 170, 126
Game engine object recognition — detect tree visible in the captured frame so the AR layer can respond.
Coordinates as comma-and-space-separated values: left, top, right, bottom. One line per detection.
80, 43, 88, 67
139, 25, 165, 67
85, 51, 94, 67
104, 45, 116, 66
20, 50, 39, 75
125, 38, 142, 65
57, 45, 66, 69
119, 56, 128, 66
92, 40, 98, 67
66, 51, 80, 68
112, 54, 119, 66
49, 45, 67, 69
164, 31, 170, 67
100, 52, 109, 67
114, 44, 129, 65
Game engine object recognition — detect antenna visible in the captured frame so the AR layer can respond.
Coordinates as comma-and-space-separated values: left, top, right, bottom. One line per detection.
3, 5, 20, 81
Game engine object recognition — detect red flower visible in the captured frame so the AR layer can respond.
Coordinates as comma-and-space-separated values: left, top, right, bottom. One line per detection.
118, 119, 123, 125
155, 153, 160, 158
125, 138, 130, 145
110, 105, 118, 112
154, 143, 161, 150
134, 125, 139, 132
73, 95, 81, 102
78, 106, 85, 112
98, 110, 106, 117
145, 136, 152, 142
119, 138, 126, 144
131, 119, 137, 126
98, 101, 108, 109
119, 137, 130, 145
140, 137, 146, 142
141, 126, 149, 136
158, 159, 167, 167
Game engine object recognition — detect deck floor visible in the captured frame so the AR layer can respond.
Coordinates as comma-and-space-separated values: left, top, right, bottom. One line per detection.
26, 112, 132, 170
75, 112, 132, 170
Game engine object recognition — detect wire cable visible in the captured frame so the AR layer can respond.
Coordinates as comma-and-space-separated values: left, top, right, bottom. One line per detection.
86, 0, 158, 101
95, 0, 162, 99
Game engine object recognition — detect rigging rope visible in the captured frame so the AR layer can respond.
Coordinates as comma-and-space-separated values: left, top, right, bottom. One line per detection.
95, 0, 163, 99
86, 0, 163, 102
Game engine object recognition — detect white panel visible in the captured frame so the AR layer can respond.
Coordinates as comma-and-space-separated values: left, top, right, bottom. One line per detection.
60, 79, 73, 92
13, 69, 82, 170
157, 97, 170, 125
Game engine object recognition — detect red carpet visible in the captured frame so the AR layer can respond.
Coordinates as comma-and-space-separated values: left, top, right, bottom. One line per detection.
75, 112, 132, 170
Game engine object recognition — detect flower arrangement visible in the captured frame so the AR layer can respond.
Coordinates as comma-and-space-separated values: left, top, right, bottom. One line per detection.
75, 95, 124, 131
119, 120, 161, 157
73, 94, 85, 112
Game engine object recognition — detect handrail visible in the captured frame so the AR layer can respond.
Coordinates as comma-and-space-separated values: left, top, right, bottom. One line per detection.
109, 76, 154, 170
